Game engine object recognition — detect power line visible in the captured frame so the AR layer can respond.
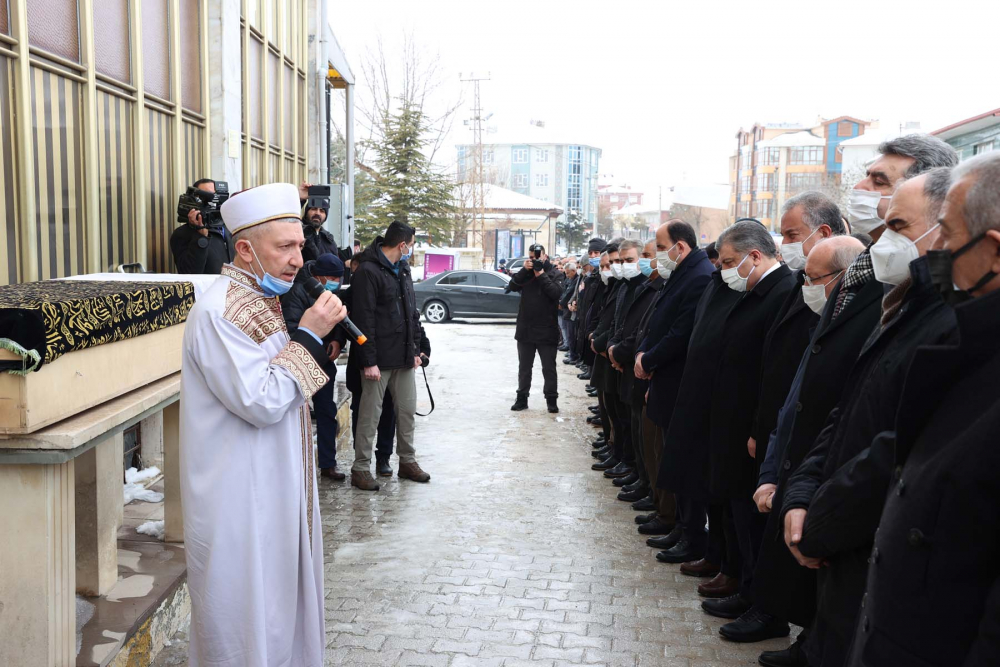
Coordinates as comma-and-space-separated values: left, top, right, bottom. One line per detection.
460, 72, 490, 265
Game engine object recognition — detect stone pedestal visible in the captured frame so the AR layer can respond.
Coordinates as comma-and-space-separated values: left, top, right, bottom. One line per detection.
0, 462, 76, 666
140, 410, 164, 470
163, 401, 184, 543
75, 432, 124, 596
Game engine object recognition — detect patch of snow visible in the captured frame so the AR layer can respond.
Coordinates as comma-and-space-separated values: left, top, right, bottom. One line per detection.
556, 417, 565, 422
125, 466, 160, 484
137, 520, 165, 541
124, 466, 164, 504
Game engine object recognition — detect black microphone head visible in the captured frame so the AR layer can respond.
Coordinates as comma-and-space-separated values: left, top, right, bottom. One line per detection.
303, 276, 325, 299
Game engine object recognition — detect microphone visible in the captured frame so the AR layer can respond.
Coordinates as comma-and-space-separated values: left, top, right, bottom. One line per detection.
303, 276, 367, 345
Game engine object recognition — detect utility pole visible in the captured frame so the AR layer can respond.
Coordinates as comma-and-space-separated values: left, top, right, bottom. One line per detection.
460, 72, 490, 266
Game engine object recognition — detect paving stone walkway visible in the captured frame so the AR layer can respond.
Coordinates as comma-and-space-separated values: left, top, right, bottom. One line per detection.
156, 319, 793, 666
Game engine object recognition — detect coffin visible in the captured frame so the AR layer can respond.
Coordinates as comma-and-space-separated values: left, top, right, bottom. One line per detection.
0, 323, 185, 434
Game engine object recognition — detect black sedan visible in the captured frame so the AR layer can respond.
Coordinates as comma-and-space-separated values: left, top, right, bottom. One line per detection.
414, 270, 520, 322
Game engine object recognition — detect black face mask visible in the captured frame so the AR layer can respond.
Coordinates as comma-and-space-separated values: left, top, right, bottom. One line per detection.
926, 232, 997, 306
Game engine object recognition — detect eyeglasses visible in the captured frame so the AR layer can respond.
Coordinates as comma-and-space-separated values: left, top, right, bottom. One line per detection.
804, 269, 844, 287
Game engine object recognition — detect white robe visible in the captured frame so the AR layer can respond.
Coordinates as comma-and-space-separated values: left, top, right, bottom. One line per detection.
179, 265, 327, 667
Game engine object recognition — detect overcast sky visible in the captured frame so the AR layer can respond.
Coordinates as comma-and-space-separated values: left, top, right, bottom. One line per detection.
330, 0, 999, 198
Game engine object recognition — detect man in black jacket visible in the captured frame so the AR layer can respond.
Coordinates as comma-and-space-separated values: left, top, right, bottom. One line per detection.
281, 253, 347, 479
508, 244, 564, 414
781, 168, 958, 667
349, 221, 428, 490
170, 179, 235, 274
846, 151, 1000, 667
575, 238, 608, 377
635, 222, 715, 554
301, 204, 340, 263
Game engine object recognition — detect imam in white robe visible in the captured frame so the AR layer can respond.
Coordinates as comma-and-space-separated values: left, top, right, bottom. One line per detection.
179, 264, 328, 667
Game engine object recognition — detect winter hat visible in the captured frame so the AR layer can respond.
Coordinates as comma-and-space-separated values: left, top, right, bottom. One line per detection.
587, 237, 607, 254
312, 253, 345, 277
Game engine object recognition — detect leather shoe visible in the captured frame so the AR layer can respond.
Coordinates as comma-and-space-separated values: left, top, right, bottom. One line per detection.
617, 485, 649, 503
637, 517, 674, 535
591, 437, 606, 448
592, 457, 620, 471
375, 459, 393, 477
592, 446, 611, 459
577, 370, 592, 380
656, 539, 703, 563
320, 467, 346, 481
719, 607, 789, 643
589, 406, 600, 414
586, 388, 598, 396
646, 525, 682, 550
698, 573, 739, 598
612, 471, 639, 487
758, 633, 809, 666
702, 594, 752, 620
631, 496, 655, 511
562, 356, 578, 365
586, 414, 601, 425
351, 470, 380, 491
603, 462, 633, 479
680, 558, 721, 578
557, 344, 568, 352
398, 461, 430, 483
621, 478, 645, 493
635, 511, 658, 525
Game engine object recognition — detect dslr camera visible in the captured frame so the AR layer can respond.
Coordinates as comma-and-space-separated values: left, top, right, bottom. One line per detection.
177, 181, 230, 229
528, 244, 545, 268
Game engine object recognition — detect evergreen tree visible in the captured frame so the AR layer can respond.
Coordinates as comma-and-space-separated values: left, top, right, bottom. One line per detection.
557, 211, 589, 255
364, 99, 455, 245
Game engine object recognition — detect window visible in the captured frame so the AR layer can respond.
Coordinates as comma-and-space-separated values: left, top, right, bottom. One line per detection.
28, 0, 80, 61
477, 273, 507, 289
483, 149, 494, 165
95, 0, 131, 83
740, 150, 752, 170
756, 147, 780, 166
755, 199, 773, 219
740, 175, 751, 194
535, 173, 549, 187
513, 174, 528, 188
567, 146, 583, 212
180, 0, 202, 112
143, 0, 171, 99
786, 173, 824, 191
513, 148, 528, 163
838, 121, 854, 137
789, 147, 824, 165
439, 272, 472, 285
755, 173, 774, 192
609, 195, 618, 203
738, 201, 751, 218
974, 141, 995, 155
535, 149, 549, 163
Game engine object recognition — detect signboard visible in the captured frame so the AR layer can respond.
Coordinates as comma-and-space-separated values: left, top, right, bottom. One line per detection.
424, 253, 455, 279
495, 229, 511, 270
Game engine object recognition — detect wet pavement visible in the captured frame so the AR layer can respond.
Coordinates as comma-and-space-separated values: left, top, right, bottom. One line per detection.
155, 319, 793, 666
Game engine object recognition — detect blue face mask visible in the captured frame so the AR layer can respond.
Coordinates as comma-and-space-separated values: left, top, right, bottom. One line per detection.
589, 257, 600, 268
638, 258, 654, 277
400, 242, 411, 262
324, 280, 341, 292
248, 243, 294, 297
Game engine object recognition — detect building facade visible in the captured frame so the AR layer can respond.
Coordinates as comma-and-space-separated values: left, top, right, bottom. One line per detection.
597, 184, 643, 213
729, 116, 871, 230
932, 107, 1000, 160
0, 0, 353, 285
457, 138, 601, 231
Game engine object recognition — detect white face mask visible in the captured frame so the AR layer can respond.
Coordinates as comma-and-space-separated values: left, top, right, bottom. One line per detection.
722, 254, 755, 293
781, 228, 819, 271
610, 263, 623, 279
802, 269, 845, 315
870, 224, 940, 286
847, 189, 892, 234
600, 269, 612, 285
621, 262, 641, 279
656, 244, 679, 279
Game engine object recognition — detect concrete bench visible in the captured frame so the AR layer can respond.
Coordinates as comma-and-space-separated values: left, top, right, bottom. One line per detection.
0, 373, 181, 667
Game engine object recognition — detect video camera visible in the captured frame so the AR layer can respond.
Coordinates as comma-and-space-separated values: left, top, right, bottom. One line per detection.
305, 184, 331, 211
177, 181, 229, 229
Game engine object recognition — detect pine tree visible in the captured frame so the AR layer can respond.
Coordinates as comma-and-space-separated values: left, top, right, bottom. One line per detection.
557, 211, 589, 255
364, 99, 455, 245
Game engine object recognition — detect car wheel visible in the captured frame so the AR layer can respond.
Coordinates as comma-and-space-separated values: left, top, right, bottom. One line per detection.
423, 300, 449, 323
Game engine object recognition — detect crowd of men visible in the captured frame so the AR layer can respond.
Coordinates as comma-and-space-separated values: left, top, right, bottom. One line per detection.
545, 136, 1000, 667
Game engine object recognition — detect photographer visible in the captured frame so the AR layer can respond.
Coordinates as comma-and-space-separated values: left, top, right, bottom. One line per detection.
509, 244, 564, 414
169, 178, 235, 274
299, 182, 340, 263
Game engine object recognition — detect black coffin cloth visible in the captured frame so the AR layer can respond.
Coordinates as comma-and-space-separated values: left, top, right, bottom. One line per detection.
0, 280, 195, 373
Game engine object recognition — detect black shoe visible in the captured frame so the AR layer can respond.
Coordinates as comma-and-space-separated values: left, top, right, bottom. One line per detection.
588, 406, 600, 414
510, 392, 528, 411
621, 478, 645, 493
638, 517, 674, 535
557, 344, 568, 352
546, 398, 559, 414
577, 370, 592, 380
562, 356, 578, 365
758, 633, 809, 667
646, 525, 682, 550
592, 446, 611, 459
617, 485, 649, 503
591, 437, 606, 449
376, 459, 393, 477
702, 594, 752, 620
631, 496, 656, 511
603, 462, 632, 479
586, 414, 601, 425
635, 511, 658, 525
656, 538, 703, 563
612, 472, 639, 488
592, 457, 620, 471
586, 388, 598, 397
719, 607, 790, 643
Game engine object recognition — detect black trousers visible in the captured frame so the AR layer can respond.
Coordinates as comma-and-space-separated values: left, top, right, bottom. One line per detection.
315, 380, 339, 469
596, 390, 611, 443
720, 502, 744, 581
677, 494, 708, 552
730, 496, 767, 599
631, 407, 647, 484
516, 340, 558, 398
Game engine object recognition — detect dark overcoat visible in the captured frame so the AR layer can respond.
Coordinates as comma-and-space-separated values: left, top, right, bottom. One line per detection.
706, 264, 795, 500
508, 262, 564, 346
847, 288, 1000, 667
609, 276, 663, 405
591, 279, 624, 394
